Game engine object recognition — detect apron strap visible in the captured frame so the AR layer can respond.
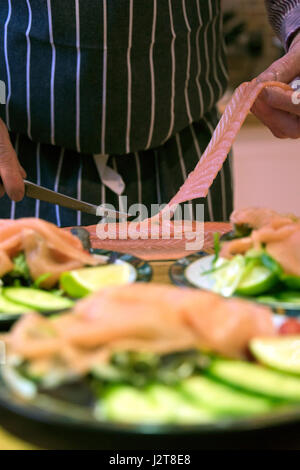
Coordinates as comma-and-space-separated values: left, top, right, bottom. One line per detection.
93, 154, 125, 196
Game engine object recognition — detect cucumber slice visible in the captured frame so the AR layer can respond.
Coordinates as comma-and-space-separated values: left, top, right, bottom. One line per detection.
281, 275, 300, 290
209, 359, 300, 402
0, 294, 32, 314
3, 287, 74, 312
236, 265, 277, 296
277, 291, 300, 304
148, 384, 215, 423
250, 337, 300, 375
98, 383, 216, 424
98, 385, 171, 423
181, 376, 273, 416
256, 294, 283, 306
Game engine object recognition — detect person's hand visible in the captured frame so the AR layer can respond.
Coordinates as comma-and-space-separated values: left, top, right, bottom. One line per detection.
0, 118, 26, 201
251, 32, 300, 139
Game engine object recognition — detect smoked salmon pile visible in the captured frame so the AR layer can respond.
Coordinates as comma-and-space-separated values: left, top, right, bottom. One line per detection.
221, 207, 300, 278
82, 79, 292, 260
0, 218, 98, 288
4, 283, 275, 376
230, 207, 298, 231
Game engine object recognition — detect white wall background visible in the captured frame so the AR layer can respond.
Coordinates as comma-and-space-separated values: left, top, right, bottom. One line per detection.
233, 125, 300, 216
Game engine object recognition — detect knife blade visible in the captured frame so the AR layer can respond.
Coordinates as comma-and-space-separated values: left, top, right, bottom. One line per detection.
23, 180, 132, 220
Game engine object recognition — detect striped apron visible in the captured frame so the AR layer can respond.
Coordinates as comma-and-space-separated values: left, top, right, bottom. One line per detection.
0, 0, 233, 227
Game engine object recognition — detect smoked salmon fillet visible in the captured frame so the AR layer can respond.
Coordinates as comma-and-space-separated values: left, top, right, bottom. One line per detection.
168, 79, 292, 207
4, 284, 276, 375
76, 80, 291, 260
80, 221, 231, 260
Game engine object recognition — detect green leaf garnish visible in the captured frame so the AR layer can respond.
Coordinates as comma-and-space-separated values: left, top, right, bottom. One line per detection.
33, 273, 51, 289
213, 232, 221, 263
9, 253, 30, 281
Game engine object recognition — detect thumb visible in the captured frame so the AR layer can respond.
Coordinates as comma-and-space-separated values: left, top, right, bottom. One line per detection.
257, 44, 300, 85
18, 163, 27, 179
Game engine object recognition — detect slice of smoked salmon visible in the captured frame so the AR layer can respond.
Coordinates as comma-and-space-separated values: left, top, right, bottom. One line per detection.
0, 218, 99, 287
4, 284, 276, 374
168, 79, 292, 207
230, 207, 297, 231
220, 207, 300, 278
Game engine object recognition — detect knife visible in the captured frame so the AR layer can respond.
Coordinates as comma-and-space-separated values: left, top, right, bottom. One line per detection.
23, 180, 132, 220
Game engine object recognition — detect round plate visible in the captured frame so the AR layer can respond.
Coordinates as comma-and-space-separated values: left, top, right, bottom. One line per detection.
0, 369, 300, 441
169, 252, 300, 317
0, 249, 152, 329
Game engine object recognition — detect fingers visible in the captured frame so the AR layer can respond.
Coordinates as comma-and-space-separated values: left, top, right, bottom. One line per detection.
261, 87, 300, 116
257, 32, 300, 85
257, 48, 300, 85
251, 96, 300, 139
19, 164, 27, 179
252, 31, 300, 138
0, 119, 25, 201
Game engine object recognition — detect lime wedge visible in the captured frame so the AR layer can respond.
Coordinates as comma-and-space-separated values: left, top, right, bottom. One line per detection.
250, 337, 300, 375
60, 263, 135, 298
212, 255, 246, 297
236, 265, 277, 296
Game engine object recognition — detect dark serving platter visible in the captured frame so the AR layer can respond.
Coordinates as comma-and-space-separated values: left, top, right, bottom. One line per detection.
1, 369, 300, 449
169, 251, 300, 317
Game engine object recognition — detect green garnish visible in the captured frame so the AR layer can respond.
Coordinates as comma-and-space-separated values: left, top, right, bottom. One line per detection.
92, 351, 210, 388
33, 273, 51, 289
261, 253, 283, 277
213, 232, 221, 263
9, 253, 30, 282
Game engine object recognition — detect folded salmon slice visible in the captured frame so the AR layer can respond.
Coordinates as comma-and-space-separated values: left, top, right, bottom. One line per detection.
230, 207, 298, 231
0, 218, 98, 287
259, 225, 300, 277
220, 207, 300, 278
5, 284, 275, 374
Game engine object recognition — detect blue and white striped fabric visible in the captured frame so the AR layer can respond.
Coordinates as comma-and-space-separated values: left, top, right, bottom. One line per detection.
0, 0, 233, 226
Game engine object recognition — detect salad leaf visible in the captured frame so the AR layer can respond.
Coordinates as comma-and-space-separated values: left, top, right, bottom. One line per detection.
261, 253, 283, 277
213, 232, 221, 263
33, 273, 51, 289
92, 351, 210, 388
6, 253, 31, 283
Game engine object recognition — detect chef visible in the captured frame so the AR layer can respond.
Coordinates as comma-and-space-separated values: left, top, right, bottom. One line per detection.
0, 0, 300, 227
